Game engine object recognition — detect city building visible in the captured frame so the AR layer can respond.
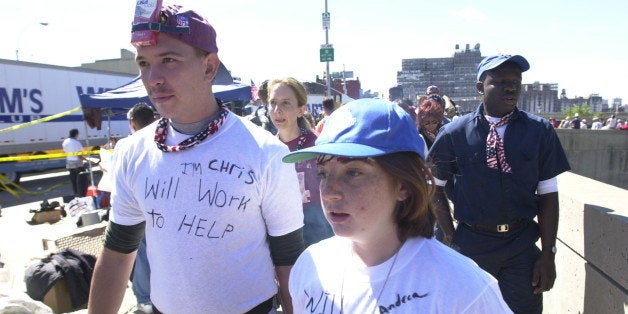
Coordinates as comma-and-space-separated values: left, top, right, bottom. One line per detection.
558, 90, 622, 114
362, 89, 379, 99
588, 94, 606, 112
519, 82, 559, 114
611, 98, 623, 113
77, 47, 622, 116
311, 75, 361, 101
396, 43, 483, 113
79, 49, 138, 76
331, 78, 361, 100
394, 44, 620, 115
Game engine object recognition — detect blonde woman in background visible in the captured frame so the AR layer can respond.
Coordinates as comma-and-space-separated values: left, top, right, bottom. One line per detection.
268, 78, 333, 247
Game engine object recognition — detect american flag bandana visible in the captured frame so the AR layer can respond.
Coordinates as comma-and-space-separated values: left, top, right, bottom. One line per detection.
486, 110, 515, 173
154, 106, 229, 152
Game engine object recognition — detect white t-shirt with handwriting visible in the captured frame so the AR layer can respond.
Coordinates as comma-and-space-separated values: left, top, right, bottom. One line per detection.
290, 236, 513, 314
111, 112, 304, 313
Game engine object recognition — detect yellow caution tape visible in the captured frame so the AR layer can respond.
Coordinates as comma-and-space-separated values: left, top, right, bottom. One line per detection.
0, 150, 101, 163
0, 173, 65, 198
0, 106, 82, 134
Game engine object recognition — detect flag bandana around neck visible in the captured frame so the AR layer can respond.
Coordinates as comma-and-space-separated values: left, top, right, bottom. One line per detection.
485, 110, 515, 173
154, 106, 229, 152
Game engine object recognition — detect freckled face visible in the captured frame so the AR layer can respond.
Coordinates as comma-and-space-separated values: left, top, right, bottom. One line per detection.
317, 157, 406, 243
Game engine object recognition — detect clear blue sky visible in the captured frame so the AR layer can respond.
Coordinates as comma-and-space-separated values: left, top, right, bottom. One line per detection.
1, 0, 626, 103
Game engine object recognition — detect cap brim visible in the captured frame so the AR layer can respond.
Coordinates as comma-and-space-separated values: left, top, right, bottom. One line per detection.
507, 55, 530, 72
213, 62, 233, 85
282, 143, 389, 163
477, 55, 530, 81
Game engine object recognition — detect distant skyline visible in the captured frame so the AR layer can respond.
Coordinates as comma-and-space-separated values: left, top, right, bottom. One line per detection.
1, 0, 626, 102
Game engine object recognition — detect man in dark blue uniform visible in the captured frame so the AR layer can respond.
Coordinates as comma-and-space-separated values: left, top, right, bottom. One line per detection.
428, 54, 570, 313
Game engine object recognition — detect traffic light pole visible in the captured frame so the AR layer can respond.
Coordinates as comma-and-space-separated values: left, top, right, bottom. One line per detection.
324, 0, 331, 96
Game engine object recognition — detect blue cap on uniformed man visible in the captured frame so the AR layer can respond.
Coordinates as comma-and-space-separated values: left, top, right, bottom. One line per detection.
476, 54, 530, 82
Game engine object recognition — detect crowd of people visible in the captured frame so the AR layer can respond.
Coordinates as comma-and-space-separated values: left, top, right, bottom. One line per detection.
554, 113, 627, 130
48, 2, 626, 314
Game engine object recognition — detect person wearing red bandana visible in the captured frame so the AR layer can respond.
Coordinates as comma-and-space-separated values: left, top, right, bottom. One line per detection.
89, 4, 304, 314
428, 54, 571, 313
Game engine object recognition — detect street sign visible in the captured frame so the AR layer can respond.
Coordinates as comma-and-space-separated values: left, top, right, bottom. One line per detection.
331, 71, 354, 79
320, 48, 334, 62
322, 12, 330, 29
331, 71, 353, 78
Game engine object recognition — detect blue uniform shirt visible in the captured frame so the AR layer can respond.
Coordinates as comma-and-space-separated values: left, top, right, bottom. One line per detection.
428, 104, 571, 225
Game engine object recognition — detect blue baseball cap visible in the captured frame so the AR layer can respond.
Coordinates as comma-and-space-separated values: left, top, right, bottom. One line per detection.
476, 54, 530, 81
282, 98, 426, 163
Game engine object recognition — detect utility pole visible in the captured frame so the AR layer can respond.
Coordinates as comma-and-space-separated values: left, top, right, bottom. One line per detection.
342, 64, 347, 95
324, 0, 331, 96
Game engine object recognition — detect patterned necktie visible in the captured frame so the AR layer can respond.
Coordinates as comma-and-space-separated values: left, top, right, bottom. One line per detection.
154, 106, 229, 152
486, 110, 515, 173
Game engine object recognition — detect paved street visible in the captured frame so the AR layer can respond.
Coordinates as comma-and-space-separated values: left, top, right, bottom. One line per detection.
0, 169, 137, 313
1, 169, 84, 208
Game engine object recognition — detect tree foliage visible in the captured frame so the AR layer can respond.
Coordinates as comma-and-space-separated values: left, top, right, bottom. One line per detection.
562, 103, 593, 119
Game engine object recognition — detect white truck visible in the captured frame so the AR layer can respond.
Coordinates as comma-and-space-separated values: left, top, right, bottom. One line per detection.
0, 59, 136, 183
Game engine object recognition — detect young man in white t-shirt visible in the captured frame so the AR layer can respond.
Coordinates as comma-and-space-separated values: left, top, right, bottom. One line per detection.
88, 5, 304, 313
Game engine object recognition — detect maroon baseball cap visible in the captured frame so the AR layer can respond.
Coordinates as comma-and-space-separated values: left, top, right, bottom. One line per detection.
131, 4, 233, 85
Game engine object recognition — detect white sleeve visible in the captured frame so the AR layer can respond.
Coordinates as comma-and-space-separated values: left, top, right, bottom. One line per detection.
462, 281, 514, 313
537, 177, 558, 195
109, 138, 145, 226
260, 144, 305, 237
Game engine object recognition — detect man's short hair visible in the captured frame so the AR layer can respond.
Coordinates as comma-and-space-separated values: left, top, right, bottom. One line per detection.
128, 103, 157, 130
69, 129, 79, 138
258, 80, 269, 103
322, 97, 335, 112
426, 85, 440, 95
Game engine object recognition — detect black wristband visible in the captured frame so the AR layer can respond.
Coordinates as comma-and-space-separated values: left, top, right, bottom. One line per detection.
268, 228, 304, 266
103, 221, 145, 254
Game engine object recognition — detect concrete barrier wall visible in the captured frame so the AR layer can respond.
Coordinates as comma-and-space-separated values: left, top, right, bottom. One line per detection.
544, 172, 628, 313
555, 129, 628, 190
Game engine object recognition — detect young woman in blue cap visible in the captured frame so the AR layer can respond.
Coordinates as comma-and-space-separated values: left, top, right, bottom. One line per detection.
284, 98, 512, 313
